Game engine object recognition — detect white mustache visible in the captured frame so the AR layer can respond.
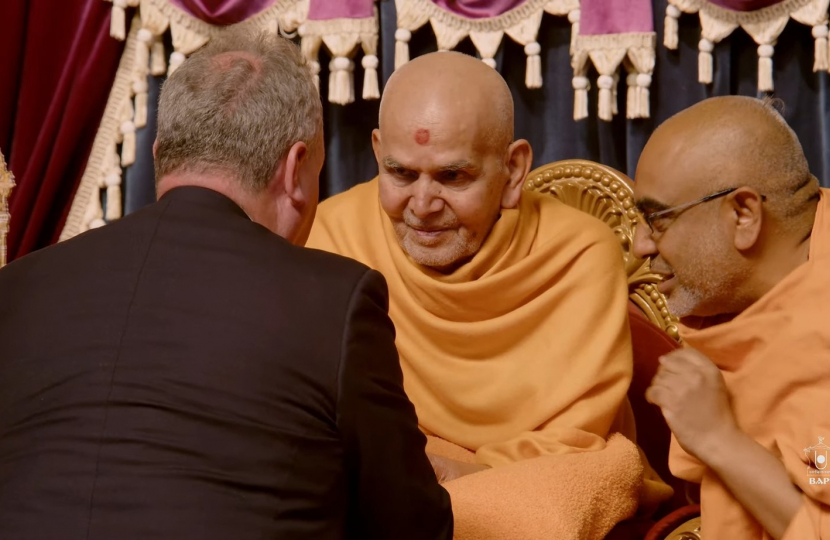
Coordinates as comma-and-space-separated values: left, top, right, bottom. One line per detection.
402, 209, 458, 231
649, 257, 674, 276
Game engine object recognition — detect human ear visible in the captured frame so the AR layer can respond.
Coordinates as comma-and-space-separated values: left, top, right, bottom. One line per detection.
282, 141, 309, 208
729, 188, 764, 251
371, 129, 382, 169
501, 139, 533, 209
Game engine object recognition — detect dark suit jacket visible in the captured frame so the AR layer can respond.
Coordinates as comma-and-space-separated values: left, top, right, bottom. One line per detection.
0, 186, 452, 539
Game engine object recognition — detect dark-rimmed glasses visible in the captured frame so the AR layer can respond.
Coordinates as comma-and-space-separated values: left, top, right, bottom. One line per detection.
641, 187, 738, 235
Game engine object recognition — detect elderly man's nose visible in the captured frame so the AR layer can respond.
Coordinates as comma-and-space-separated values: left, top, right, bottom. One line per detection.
410, 179, 444, 218
632, 222, 658, 260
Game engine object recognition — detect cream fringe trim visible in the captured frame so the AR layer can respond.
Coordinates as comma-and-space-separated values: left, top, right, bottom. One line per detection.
0, 151, 14, 268
61, 19, 139, 242
394, 0, 579, 89
663, 0, 830, 91
103, 0, 379, 104
571, 32, 657, 121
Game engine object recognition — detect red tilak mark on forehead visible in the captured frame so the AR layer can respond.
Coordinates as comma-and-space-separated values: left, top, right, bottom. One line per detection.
414, 129, 430, 145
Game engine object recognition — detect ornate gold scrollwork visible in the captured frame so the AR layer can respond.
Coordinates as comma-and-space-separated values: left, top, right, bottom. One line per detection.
524, 159, 680, 341
667, 516, 702, 539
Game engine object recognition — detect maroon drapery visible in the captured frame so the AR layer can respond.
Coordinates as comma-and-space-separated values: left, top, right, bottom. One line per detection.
0, 0, 126, 261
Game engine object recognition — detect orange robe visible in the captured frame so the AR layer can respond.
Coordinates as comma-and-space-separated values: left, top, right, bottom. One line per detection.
307, 179, 633, 466
671, 189, 830, 540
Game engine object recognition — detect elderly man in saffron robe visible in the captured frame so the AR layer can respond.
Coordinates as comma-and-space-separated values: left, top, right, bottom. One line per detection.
637, 96, 830, 540
307, 52, 670, 538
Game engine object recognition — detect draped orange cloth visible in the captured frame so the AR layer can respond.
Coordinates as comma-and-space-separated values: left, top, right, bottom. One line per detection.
307, 179, 634, 466
670, 189, 830, 540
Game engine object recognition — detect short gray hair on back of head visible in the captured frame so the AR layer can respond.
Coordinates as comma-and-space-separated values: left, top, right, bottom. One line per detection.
155, 29, 322, 193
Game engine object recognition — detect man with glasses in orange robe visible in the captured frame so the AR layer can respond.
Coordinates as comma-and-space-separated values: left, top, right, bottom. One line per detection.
634, 96, 830, 540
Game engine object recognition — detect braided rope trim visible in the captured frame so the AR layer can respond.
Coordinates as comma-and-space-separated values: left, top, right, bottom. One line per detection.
670, 0, 818, 24
573, 32, 657, 52
301, 15, 377, 37
397, 0, 576, 33
146, 0, 306, 38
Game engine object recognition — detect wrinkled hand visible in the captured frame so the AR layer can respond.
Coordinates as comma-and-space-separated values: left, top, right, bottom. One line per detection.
426, 453, 489, 484
645, 348, 739, 462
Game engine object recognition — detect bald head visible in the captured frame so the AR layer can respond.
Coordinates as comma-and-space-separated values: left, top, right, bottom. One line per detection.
379, 52, 514, 151
640, 96, 815, 217
633, 96, 819, 319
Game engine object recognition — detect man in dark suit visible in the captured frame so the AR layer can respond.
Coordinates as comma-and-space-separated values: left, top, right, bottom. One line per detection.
0, 31, 452, 539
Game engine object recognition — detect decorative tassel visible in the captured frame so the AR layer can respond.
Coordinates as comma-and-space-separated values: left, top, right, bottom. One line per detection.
568, 10, 580, 54
348, 59, 356, 104
168, 51, 186, 76
757, 44, 774, 92
611, 72, 619, 116
813, 25, 829, 72
83, 182, 104, 231
572, 76, 589, 120
329, 57, 354, 105
133, 79, 149, 128
524, 42, 542, 89
120, 121, 136, 166
111, 0, 127, 41
664, 4, 681, 50
597, 74, 615, 122
395, 29, 411, 70
151, 37, 167, 76
626, 73, 639, 119
698, 39, 714, 84
482, 58, 497, 69
309, 60, 321, 93
362, 55, 380, 99
136, 29, 153, 74
104, 173, 122, 221
637, 73, 652, 118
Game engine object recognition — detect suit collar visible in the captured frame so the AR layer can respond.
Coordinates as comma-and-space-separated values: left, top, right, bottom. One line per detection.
160, 186, 251, 220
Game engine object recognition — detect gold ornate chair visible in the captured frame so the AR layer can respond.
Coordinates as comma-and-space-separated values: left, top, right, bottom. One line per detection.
523, 159, 679, 341
0, 150, 14, 268
667, 517, 702, 539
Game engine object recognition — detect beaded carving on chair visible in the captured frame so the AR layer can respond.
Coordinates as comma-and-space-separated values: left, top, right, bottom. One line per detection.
524, 159, 681, 341
60, 0, 377, 242
662, 0, 830, 91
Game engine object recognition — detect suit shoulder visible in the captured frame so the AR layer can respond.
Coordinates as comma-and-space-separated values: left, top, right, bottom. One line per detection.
1, 200, 166, 277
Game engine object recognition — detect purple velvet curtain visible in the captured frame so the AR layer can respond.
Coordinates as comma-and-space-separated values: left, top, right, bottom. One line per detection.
429, 0, 527, 19
0, 0, 126, 261
169, 0, 277, 25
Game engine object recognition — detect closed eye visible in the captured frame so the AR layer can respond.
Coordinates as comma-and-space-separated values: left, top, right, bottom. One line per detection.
438, 170, 461, 182
386, 166, 418, 181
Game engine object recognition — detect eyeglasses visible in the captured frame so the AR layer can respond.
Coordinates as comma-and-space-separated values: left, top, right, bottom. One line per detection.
641, 187, 738, 235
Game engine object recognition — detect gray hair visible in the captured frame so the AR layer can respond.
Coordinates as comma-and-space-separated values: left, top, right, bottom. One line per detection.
155, 30, 322, 192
